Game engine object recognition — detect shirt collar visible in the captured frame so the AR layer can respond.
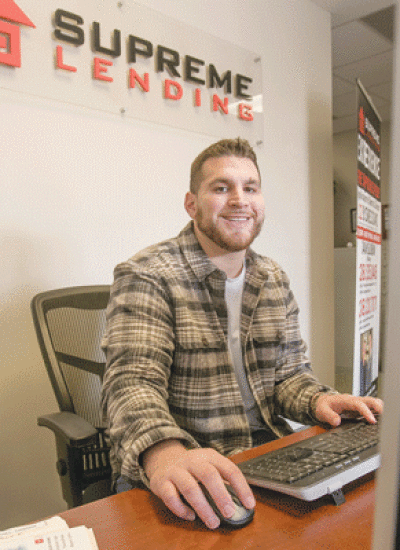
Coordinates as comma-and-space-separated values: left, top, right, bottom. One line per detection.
177, 222, 218, 280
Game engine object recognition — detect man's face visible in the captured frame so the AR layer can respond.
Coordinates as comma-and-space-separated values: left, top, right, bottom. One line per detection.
185, 156, 265, 254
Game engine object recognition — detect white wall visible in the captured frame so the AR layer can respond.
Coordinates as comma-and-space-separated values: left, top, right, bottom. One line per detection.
0, 0, 333, 528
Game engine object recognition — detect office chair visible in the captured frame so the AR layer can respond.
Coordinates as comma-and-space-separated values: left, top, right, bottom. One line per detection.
31, 285, 112, 508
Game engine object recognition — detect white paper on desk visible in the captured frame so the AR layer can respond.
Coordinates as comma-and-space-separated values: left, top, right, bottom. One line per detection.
0, 517, 68, 541
0, 526, 98, 550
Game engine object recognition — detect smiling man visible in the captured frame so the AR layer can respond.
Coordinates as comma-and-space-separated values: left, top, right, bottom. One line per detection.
102, 138, 382, 530
185, 154, 264, 276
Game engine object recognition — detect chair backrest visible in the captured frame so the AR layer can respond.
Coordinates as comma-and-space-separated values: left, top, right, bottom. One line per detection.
31, 286, 110, 428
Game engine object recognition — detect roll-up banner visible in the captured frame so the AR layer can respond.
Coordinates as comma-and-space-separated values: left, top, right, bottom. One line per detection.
354, 79, 382, 396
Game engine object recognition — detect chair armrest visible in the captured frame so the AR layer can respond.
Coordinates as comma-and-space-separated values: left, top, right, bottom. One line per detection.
38, 411, 98, 447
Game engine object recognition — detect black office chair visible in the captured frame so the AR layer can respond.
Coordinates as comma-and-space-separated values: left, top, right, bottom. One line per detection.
31, 285, 112, 508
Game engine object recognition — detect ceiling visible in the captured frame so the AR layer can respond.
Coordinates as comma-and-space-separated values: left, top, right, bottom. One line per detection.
310, 0, 396, 133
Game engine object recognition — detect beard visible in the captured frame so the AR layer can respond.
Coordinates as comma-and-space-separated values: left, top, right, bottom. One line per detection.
196, 210, 264, 252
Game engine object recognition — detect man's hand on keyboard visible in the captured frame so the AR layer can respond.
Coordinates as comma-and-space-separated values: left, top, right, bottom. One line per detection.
314, 393, 383, 427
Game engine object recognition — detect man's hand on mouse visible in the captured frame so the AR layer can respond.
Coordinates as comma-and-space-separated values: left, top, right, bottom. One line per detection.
314, 393, 383, 427
142, 439, 255, 530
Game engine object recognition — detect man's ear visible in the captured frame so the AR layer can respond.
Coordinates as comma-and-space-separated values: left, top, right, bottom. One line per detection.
184, 192, 197, 219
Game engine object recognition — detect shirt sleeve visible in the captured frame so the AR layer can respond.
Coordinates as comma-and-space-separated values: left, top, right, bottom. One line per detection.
101, 261, 200, 486
272, 269, 336, 426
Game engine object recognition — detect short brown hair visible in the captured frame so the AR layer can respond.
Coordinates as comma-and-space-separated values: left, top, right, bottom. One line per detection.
190, 138, 260, 194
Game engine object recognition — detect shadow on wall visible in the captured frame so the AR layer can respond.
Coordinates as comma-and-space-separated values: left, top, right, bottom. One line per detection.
333, 174, 357, 248
0, 232, 67, 529
307, 93, 335, 388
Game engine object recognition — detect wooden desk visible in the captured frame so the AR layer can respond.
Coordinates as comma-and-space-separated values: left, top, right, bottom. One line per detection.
59, 427, 376, 550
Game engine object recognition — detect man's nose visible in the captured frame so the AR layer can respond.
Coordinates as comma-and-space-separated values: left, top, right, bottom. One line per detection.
228, 186, 248, 206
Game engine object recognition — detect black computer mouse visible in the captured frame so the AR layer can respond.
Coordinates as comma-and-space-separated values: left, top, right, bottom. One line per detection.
199, 483, 255, 529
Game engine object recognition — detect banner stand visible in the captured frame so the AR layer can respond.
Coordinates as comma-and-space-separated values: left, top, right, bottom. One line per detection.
354, 79, 382, 397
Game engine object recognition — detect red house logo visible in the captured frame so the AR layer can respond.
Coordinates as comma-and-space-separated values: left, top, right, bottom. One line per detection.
0, 0, 35, 68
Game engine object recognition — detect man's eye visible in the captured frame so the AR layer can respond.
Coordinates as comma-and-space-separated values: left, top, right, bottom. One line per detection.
214, 186, 227, 193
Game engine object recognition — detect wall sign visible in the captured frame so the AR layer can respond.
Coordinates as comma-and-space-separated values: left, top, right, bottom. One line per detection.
0, 0, 263, 143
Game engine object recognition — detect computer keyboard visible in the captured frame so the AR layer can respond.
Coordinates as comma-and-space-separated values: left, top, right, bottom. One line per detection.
238, 419, 380, 504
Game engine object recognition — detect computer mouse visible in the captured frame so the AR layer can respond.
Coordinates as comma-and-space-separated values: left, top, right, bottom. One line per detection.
199, 483, 255, 529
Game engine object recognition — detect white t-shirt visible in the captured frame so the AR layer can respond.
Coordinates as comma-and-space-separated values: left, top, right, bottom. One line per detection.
225, 266, 265, 431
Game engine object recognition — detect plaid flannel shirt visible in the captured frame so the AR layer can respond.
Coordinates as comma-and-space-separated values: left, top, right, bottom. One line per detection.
101, 222, 333, 486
